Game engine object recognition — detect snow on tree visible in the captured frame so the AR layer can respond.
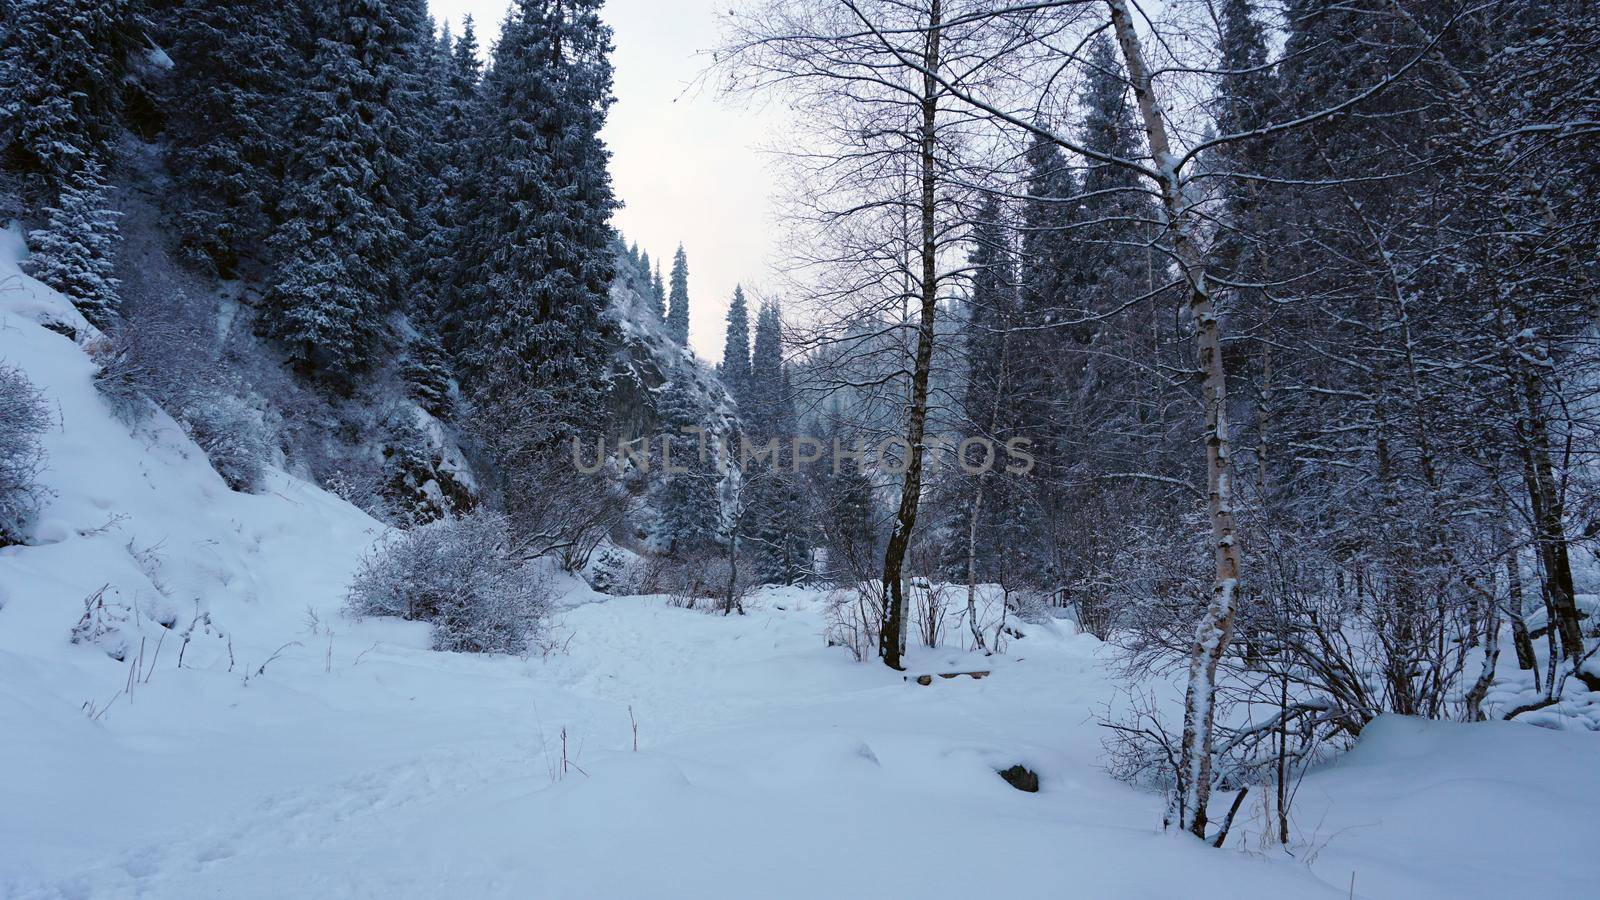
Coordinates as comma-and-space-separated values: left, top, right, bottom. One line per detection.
666, 243, 691, 345
653, 378, 722, 558
24, 157, 122, 328
0, 0, 143, 197
162, 0, 306, 276
651, 260, 667, 320
448, 0, 618, 450
720, 284, 751, 404
264, 0, 411, 378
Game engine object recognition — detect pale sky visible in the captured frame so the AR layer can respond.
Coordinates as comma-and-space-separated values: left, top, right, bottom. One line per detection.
428, 0, 779, 363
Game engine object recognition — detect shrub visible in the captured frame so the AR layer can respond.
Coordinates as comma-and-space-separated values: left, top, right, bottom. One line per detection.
183, 395, 272, 493
85, 329, 153, 422
345, 511, 549, 654
0, 363, 51, 546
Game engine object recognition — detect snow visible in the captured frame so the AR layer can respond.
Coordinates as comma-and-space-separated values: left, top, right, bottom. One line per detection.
4, 231, 1599, 898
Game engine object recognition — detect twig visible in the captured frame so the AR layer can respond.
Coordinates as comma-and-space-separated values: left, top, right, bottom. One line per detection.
143, 629, 165, 683
254, 640, 303, 677
352, 642, 380, 666
1212, 786, 1249, 848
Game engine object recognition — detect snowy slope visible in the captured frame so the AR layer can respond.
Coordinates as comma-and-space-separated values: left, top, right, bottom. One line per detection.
3, 226, 1599, 898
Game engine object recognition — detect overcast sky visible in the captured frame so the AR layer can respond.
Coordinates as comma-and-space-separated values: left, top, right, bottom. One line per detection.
428, 0, 778, 362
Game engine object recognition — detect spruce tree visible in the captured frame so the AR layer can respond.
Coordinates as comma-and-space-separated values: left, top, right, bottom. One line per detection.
721, 285, 751, 403
654, 378, 721, 557
1011, 133, 1078, 490
814, 420, 878, 581
427, 14, 481, 346
265, 0, 411, 378
0, 0, 143, 197
953, 192, 1033, 581
666, 244, 690, 345
746, 300, 788, 437
651, 262, 667, 320
739, 298, 807, 583
24, 157, 121, 328
449, 0, 618, 445
162, 0, 306, 276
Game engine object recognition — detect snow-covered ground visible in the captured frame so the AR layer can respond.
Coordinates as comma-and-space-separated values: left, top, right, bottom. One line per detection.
4, 228, 1599, 898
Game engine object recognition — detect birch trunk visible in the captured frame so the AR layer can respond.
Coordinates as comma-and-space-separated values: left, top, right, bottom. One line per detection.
966, 483, 987, 652
1107, 0, 1243, 840
878, 0, 942, 671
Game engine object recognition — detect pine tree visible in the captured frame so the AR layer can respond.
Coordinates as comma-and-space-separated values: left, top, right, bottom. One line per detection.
0, 0, 143, 197
449, 0, 618, 445
738, 298, 807, 583
748, 468, 810, 584
721, 285, 751, 403
746, 299, 789, 437
953, 192, 1032, 580
814, 420, 878, 581
666, 244, 690, 345
426, 14, 481, 344
1010, 132, 1078, 493
654, 378, 721, 557
265, 0, 412, 378
651, 262, 667, 320
24, 157, 121, 328
162, 0, 306, 276
401, 330, 455, 420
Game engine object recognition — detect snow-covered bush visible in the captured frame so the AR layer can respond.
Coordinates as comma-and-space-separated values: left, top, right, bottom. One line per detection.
68, 584, 133, 661
823, 583, 885, 661
345, 511, 549, 654
85, 329, 154, 421
183, 395, 271, 493
586, 544, 644, 595
0, 362, 51, 545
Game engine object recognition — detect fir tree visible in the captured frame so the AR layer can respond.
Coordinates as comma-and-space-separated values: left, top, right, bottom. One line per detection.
952, 192, 1032, 581
654, 378, 721, 557
739, 298, 807, 583
426, 14, 481, 343
162, 0, 306, 276
0, 0, 143, 197
721, 285, 751, 403
747, 468, 810, 584
666, 244, 690, 345
651, 262, 667, 320
401, 330, 455, 420
265, 0, 412, 378
746, 300, 789, 437
449, 0, 618, 445
1013, 132, 1077, 488
814, 421, 878, 581
24, 157, 121, 328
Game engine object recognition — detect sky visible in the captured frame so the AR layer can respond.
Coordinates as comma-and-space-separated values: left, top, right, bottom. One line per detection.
428, 0, 779, 362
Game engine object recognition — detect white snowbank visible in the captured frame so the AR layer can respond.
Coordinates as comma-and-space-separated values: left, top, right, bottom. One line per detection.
3, 229, 1597, 898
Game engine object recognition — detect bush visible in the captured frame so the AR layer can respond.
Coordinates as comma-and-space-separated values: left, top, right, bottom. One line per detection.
81, 305, 274, 493
183, 395, 271, 493
345, 511, 549, 654
0, 364, 51, 546
85, 330, 154, 422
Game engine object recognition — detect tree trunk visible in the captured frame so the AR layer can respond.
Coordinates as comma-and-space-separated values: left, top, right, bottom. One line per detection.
1505, 540, 1537, 672
966, 482, 987, 652
1108, 0, 1244, 840
878, 0, 942, 671
1517, 364, 1588, 680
